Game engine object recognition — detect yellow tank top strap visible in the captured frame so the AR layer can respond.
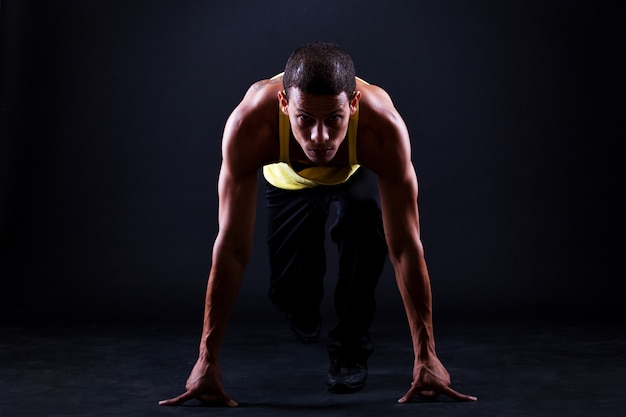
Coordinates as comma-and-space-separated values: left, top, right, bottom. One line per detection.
279, 109, 290, 161
270, 72, 284, 80
348, 107, 359, 165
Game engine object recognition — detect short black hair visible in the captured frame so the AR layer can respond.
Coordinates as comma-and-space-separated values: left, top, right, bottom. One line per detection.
283, 42, 356, 98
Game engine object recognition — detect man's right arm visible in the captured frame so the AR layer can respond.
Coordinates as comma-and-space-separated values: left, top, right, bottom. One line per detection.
158, 163, 256, 406
159, 89, 275, 406
358, 84, 476, 403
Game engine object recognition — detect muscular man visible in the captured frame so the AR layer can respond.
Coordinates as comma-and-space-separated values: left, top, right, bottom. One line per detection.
160, 42, 477, 406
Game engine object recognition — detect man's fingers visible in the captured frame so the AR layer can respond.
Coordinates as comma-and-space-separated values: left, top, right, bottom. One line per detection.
200, 398, 239, 407
397, 384, 439, 403
398, 384, 477, 403
440, 385, 478, 402
418, 390, 438, 399
158, 390, 195, 406
198, 393, 239, 407
221, 394, 239, 407
159, 390, 238, 408
397, 384, 419, 403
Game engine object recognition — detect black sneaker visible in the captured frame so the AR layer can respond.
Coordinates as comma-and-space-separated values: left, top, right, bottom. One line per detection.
286, 313, 321, 343
325, 358, 368, 393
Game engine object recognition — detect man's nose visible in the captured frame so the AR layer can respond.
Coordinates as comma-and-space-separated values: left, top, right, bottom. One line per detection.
310, 123, 329, 143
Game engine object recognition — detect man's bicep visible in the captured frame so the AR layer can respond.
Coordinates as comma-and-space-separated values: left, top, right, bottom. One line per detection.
377, 174, 421, 253
217, 107, 266, 236
217, 163, 258, 241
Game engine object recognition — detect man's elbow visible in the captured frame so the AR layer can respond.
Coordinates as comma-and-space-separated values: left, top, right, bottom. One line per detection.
386, 236, 424, 265
213, 236, 254, 269
231, 244, 253, 268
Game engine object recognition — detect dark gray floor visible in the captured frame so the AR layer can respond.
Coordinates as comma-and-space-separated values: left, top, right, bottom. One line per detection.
2, 318, 625, 417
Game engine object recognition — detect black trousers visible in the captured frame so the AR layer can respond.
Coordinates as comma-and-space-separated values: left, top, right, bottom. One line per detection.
265, 168, 387, 362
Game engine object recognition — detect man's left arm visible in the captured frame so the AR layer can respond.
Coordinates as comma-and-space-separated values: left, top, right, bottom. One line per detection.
377, 170, 476, 403
364, 93, 477, 403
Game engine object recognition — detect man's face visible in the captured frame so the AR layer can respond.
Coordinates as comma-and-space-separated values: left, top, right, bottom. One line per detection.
279, 87, 360, 165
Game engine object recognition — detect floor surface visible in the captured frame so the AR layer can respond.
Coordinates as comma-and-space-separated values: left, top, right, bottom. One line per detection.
1, 318, 625, 417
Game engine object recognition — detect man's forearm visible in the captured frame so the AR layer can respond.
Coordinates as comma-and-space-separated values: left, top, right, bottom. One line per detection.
198, 239, 249, 363
391, 245, 437, 363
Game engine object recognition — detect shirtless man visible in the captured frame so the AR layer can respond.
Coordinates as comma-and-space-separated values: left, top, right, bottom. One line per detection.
159, 42, 477, 406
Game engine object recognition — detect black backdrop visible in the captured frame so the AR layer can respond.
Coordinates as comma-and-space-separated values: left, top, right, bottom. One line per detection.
1, 0, 623, 326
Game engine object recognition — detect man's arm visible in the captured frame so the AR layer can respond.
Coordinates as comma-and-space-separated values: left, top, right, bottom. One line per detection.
160, 91, 274, 407
360, 86, 476, 403
378, 166, 477, 402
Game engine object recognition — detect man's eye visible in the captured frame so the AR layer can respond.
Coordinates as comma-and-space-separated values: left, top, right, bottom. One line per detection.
326, 115, 343, 124
298, 115, 311, 121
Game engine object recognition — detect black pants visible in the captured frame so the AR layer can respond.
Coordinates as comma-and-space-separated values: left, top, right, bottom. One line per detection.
265, 168, 387, 362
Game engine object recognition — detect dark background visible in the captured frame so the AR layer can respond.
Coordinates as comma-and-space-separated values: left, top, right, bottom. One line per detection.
1, 0, 623, 327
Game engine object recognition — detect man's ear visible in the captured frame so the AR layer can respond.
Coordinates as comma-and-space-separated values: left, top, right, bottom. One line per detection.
278, 90, 289, 115
350, 91, 361, 115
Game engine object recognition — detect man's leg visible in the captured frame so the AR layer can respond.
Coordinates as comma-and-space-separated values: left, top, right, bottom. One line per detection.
326, 168, 388, 392
266, 181, 329, 343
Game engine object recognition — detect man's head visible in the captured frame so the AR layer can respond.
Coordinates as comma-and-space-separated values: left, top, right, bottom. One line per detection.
282, 42, 356, 99
278, 43, 361, 165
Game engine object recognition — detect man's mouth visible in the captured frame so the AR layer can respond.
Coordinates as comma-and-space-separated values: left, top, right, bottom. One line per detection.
308, 148, 333, 157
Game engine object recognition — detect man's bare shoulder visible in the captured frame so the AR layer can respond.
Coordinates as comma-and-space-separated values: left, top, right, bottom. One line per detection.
237, 74, 284, 113
357, 81, 398, 120
222, 76, 283, 169
356, 81, 407, 148
247, 74, 284, 95
355, 80, 412, 175
226, 75, 283, 133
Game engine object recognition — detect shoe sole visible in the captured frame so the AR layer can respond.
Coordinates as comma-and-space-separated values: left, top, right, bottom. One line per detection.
326, 380, 366, 394
290, 325, 320, 344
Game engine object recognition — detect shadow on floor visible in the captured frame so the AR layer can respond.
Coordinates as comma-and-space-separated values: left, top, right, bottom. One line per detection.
1, 318, 625, 417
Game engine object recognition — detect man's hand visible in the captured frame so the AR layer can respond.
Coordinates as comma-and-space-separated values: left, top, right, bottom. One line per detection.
397, 360, 477, 403
159, 358, 238, 407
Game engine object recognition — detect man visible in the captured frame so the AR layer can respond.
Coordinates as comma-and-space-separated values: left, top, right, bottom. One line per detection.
160, 42, 477, 406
